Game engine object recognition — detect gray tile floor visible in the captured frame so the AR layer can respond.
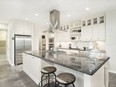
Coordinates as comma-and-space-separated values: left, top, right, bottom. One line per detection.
0, 59, 116, 87
109, 72, 116, 87
0, 59, 38, 87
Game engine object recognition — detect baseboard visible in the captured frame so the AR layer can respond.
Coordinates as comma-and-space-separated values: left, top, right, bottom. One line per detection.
109, 70, 116, 74
7, 59, 14, 66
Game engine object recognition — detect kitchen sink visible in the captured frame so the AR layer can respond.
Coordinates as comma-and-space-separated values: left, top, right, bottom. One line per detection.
68, 52, 89, 57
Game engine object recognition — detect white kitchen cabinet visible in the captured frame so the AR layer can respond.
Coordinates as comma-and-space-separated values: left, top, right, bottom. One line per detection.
14, 23, 25, 34
81, 14, 105, 41
81, 27, 87, 41
23, 53, 41, 84
92, 15, 106, 41
92, 24, 99, 40
99, 23, 105, 40
81, 17, 92, 41
81, 26, 92, 41
87, 26, 92, 41
55, 31, 69, 42
24, 26, 33, 35
33, 57, 41, 82
14, 23, 33, 35
23, 53, 33, 73
98, 15, 106, 41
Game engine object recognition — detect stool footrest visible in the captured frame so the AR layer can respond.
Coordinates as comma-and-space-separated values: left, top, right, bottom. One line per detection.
38, 78, 56, 87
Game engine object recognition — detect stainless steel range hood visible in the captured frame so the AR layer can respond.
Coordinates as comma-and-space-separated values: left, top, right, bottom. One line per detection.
43, 9, 60, 33
50, 9, 60, 30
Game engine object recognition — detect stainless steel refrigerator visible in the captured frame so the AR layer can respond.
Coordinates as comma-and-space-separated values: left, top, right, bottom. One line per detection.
14, 34, 32, 65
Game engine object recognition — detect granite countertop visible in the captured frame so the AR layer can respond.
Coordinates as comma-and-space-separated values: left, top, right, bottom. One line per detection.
24, 50, 110, 75
58, 47, 84, 51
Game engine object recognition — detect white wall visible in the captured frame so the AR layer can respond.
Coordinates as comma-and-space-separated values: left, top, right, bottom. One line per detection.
106, 9, 116, 73
7, 22, 15, 66
32, 24, 47, 50
7, 20, 34, 66
0, 24, 8, 29
0, 31, 6, 40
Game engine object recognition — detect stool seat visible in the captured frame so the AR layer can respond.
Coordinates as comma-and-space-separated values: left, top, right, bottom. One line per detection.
41, 66, 56, 74
56, 73, 76, 85
40, 66, 57, 87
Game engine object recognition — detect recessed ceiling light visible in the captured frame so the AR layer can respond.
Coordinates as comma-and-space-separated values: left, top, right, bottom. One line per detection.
25, 18, 29, 21
59, 0, 63, 2
46, 23, 49, 25
67, 14, 71, 17
86, 7, 90, 11
35, 13, 39, 16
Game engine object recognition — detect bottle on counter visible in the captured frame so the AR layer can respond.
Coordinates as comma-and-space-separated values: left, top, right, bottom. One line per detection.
59, 44, 62, 48
69, 44, 72, 49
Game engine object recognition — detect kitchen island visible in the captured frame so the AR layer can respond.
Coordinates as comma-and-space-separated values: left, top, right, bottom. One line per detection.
23, 50, 109, 87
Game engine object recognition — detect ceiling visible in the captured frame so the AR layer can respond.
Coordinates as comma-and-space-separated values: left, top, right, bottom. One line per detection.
0, 0, 116, 26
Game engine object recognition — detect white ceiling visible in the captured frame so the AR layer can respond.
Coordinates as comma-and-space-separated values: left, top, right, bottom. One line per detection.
0, 0, 116, 25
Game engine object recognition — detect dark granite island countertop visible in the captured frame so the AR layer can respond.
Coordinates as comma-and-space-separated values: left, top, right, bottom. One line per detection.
24, 50, 110, 75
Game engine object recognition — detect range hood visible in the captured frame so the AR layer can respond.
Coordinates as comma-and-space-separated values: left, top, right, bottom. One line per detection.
44, 9, 60, 33
50, 9, 60, 30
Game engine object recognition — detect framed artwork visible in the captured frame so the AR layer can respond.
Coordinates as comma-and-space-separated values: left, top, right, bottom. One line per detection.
99, 16, 104, 23
93, 18, 97, 24
87, 19, 91, 26
82, 21, 86, 26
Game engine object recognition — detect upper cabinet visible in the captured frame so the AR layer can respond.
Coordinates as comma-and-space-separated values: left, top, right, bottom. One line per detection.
98, 15, 106, 40
81, 13, 106, 41
55, 13, 106, 42
81, 18, 92, 41
14, 22, 33, 35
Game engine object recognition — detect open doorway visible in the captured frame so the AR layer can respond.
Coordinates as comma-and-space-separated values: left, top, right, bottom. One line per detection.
0, 30, 7, 61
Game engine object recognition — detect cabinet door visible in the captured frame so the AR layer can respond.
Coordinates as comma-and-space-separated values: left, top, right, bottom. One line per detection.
23, 53, 27, 70
23, 53, 33, 74
15, 23, 25, 34
29, 56, 35, 74
81, 27, 88, 41
99, 23, 105, 40
24, 26, 33, 35
34, 57, 41, 82
86, 26, 92, 41
14, 23, 33, 35
92, 24, 99, 40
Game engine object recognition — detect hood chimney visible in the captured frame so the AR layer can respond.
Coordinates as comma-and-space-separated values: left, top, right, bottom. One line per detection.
50, 9, 60, 30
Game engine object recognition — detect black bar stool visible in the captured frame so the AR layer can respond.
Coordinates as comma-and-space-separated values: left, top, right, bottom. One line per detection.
56, 73, 76, 87
41, 66, 56, 87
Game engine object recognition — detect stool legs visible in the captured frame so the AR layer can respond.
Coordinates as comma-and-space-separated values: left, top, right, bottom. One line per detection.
41, 74, 45, 87
65, 84, 75, 87
48, 74, 50, 87
53, 73, 56, 87
72, 83, 75, 87
41, 73, 56, 87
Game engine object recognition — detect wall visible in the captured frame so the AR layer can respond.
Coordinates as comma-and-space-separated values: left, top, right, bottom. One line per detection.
7, 22, 15, 66
0, 24, 8, 30
0, 31, 6, 40
32, 24, 47, 50
0, 24, 8, 55
106, 9, 116, 73
0, 31, 7, 54
7, 20, 34, 66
